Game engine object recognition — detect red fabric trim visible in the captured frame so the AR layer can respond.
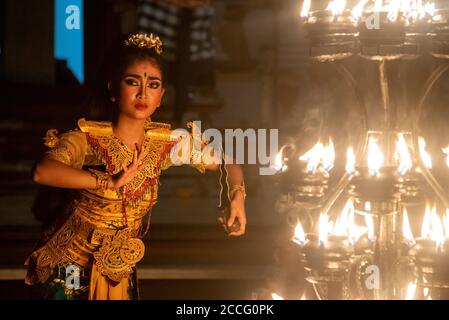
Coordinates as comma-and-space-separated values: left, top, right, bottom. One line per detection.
86, 134, 116, 172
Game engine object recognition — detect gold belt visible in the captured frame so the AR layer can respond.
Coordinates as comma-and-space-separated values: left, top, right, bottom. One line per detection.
91, 227, 145, 283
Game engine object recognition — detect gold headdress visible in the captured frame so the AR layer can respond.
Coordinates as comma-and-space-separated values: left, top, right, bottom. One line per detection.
124, 33, 163, 55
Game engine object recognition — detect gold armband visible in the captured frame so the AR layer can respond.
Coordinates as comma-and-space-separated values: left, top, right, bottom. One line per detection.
89, 169, 110, 190
229, 183, 246, 200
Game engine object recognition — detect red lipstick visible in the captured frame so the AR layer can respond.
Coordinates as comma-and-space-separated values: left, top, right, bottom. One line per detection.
135, 103, 148, 110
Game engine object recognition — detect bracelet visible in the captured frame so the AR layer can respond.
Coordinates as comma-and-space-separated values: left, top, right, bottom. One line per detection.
229, 183, 246, 200
89, 169, 110, 190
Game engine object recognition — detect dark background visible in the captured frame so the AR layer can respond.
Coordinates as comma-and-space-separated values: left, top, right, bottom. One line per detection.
1, 0, 449, 300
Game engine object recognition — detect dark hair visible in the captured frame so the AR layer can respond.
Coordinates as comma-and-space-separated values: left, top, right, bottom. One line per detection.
86, 34, 166, 122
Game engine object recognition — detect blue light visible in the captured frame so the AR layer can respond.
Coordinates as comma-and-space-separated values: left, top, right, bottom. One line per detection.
54, 0, 84, 83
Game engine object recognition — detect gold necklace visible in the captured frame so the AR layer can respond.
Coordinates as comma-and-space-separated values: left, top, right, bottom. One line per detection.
113, 129, 145, 152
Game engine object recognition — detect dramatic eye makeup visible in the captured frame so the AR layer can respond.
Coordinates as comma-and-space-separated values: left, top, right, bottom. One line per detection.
124, 78, 139, 86
148, 81, 161, 89
122, 74, 161, 89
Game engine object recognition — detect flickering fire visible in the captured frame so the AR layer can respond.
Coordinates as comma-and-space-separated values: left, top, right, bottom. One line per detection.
401, 0, 411, 12
346, 147, 356, 175
299, 139, 335, 174
374, 0, 383, 12
297, 199, 369, 248
422, 278, 432, 300
444, 209, 449, 241
333, 201, 351, 236
423, 2, 435, 17
365, 213, 375, 241
318, 213, 330, 246
368, 137, 384, 176
300, 0, 311, 17
300, 0, 435, 22
402, 208, 415, 246
273, 145, 290, 173
299, 142, 323, 173
430, 206, 445, 249
292, 221, 306, 246
442, 145, 449, 168
421, 205, 432, 239
418, 137, 432, 169
327, 0, 347, 16
407, 0, 435, 20
345, 200, 368, 244
405, 282, 417, 300
352, 0, 369, 19
421, 205, 445, 249
364, 202, 375, 241
271, 293, 284, 300
322, 138, 335, 172
387, 0, 401, 22
395, 133, 412, 176
291, 198, 372, 247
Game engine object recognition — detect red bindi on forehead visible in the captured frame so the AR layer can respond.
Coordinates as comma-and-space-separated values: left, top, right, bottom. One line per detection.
123, 61, 162, 80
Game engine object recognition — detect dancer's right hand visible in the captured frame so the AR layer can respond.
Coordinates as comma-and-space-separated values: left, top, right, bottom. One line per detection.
109, 143, 146, 189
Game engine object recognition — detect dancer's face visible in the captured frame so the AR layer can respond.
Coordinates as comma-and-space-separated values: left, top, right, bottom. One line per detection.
116, 59, 164, 120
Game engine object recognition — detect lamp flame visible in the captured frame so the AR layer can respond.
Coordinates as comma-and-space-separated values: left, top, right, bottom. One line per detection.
430, 206, 445, 249
424, 2, 435, 17
374, 0, 383, 12
418, 137, 432, 169
301, 0, 312, 17
444, 209, 449, 240
346, 147, 356, 175
405, 282, 417, 300
365, 213, 375, 241
318, 213, 329, 246
442, 145, 449, 168
364, 202, 375, 241
401, 0, 411, 13
395, 133, 412, 176
322, 138, 335, 172
421, 205, 445, 249
344, 199, 368, 244
271, 293, 284, 300
352, 0, 369, 19
299, 141, 323, 173
368, 137, 384, 176
333, 199, 352, 236
327, 0, 347, 16
292, 221, 306, 246
388, 0, 401, 22
403, 208, 415, 246
405, 1, 436, 21
273, 145, 291, 173
422, 204, 432, 238
304, 0, 435, 22
299, 139, 335, 173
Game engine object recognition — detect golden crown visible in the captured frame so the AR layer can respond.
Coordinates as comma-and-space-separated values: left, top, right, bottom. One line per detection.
124, 33, 163, 55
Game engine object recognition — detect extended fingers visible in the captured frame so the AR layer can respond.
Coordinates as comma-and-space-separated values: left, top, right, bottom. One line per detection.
137, 143, 147, 162
128, 148, 138, 169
